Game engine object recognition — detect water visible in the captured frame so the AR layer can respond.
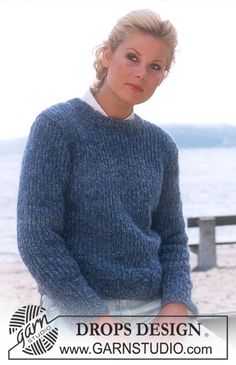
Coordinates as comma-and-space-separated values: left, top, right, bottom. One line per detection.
0, 155, 22, 261
1, 148, 236, 261
179, 148, 236, 244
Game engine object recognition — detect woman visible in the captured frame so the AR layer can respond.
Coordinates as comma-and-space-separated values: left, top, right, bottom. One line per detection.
17, 9, 197, 326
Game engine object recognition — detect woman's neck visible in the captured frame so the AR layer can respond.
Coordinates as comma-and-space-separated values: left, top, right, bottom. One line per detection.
93, 85, 133, 120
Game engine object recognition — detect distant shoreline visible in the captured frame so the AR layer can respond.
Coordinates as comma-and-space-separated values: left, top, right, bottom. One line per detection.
1, 124, 236, 154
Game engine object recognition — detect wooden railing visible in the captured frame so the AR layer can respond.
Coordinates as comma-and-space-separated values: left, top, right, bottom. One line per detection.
187, 215, 236, 270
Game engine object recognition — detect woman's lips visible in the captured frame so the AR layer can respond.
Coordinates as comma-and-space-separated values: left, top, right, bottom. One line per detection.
126, 83, 144, 92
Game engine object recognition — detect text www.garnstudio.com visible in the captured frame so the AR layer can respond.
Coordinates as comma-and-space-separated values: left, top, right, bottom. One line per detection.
59, 342, 212, 356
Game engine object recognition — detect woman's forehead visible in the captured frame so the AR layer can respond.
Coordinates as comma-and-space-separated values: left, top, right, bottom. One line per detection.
119, 31, 169, 61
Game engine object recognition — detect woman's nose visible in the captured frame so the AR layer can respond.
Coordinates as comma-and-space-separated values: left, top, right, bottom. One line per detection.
135, 65, 146, 80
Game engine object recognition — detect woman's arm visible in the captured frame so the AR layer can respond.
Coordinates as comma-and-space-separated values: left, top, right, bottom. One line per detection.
152, 139, 197, 315
17, 112, 108, 316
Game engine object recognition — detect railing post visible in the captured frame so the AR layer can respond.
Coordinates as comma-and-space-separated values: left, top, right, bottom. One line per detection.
198, 217, 217, 270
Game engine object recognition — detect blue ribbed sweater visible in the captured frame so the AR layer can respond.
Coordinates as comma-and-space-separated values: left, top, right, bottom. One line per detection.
17, 98, 197, 315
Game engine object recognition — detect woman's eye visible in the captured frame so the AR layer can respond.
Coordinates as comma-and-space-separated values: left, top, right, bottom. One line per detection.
151, 63, 161, 71
127, 54, 138, 62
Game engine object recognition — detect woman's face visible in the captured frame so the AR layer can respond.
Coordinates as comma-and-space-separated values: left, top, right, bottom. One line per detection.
102, 31, 170, 108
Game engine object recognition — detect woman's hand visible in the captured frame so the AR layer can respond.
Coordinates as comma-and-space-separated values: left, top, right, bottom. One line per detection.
157, 302, 188, 327
151, 302, 189, 343
158, 302, 188, 319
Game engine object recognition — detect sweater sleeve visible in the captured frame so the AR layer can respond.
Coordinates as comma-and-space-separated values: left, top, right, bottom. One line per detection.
152, 138, 198, 314
17, 112, 109, 316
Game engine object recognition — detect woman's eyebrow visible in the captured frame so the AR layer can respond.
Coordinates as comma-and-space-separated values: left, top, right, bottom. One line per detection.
125, 47, 164, 64
125, 47, 141, 56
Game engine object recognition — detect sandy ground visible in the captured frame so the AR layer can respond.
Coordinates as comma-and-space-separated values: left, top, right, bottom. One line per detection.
1, 246, 236, 320
190, 246, 236, 314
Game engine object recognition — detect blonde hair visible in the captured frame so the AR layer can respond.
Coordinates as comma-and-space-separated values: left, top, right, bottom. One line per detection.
91, 9, 178, 94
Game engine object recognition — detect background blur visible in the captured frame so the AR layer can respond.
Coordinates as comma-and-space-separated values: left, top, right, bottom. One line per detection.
0, 0, 236, 139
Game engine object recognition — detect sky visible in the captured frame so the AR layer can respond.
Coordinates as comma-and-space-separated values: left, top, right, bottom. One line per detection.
0, 0, 236, 139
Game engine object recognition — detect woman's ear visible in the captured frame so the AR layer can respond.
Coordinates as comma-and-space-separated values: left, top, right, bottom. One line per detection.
102, 46, 112, 68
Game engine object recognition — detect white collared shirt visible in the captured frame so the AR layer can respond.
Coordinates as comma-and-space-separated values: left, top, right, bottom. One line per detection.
83, 89, 134, 120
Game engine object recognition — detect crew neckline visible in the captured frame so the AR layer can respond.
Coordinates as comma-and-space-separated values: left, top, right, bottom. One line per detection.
70, 98, 143, 130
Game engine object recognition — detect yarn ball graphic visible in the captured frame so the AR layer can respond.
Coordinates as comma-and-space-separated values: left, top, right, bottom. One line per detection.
9, 305, 58, 355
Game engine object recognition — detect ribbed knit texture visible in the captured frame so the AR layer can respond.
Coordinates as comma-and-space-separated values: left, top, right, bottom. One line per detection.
17, 98, 197, 315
